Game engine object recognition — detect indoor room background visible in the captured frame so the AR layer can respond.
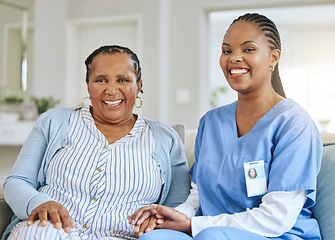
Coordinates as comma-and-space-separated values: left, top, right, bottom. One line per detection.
1, 0, 335, 184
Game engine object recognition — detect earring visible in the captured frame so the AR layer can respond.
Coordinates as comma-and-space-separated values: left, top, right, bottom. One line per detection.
135, 96, 142, 108
269, 66, 273, 71
82, 96, 91, 109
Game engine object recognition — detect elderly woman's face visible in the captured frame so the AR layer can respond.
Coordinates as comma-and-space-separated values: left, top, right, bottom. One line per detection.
87, 53, 141, 124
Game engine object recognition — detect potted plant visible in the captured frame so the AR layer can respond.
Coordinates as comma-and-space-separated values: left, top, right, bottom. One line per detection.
30, 96, 60, 114
0, 96, 24, 121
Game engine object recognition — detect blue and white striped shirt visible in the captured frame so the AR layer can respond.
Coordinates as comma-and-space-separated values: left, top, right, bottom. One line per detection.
39, 108, 163, 239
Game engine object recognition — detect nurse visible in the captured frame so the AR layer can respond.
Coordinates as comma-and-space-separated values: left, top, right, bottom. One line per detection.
128, 13, 323, 240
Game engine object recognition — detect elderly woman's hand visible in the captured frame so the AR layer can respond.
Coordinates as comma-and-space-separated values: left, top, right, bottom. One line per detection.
26, 201, 75, 233
128, 205, 157, 226
133, 216, 163, 238
128, 205, 161, 237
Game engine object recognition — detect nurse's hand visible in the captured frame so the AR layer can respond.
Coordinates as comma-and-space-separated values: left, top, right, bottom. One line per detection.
152, 204, 191, 235
27, 201, 75, 233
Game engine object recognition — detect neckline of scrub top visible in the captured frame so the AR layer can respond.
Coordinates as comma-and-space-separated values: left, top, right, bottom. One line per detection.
233, 98, 292, 140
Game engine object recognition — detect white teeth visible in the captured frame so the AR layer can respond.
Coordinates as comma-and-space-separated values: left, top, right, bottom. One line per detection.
104, 100, 122, 106
230, 69, 248, 75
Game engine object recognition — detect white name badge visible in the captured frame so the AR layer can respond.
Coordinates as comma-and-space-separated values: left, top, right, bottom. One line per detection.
244, 160, 267, 197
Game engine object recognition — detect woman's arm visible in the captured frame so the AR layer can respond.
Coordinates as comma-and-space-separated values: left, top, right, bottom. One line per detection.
129, 190, 305, 237
4, 109, 76, 232
3, 109, 71, 219
175, 181, 199, 218
4, 115, 53, 219
191, 190, 306, 237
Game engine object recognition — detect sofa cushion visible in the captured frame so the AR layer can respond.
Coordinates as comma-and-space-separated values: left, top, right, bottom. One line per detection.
321, 132, 335, 146
312, 143, 335, 240
171, 124, 186, 144
185, 130, 196, 170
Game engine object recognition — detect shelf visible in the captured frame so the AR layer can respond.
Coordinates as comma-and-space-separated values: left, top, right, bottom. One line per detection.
0, 121, 35, 146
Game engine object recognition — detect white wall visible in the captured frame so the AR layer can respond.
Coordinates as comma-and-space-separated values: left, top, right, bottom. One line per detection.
31, 0, 335, 129
32, 0, 67, 104
1, 0, 334, 183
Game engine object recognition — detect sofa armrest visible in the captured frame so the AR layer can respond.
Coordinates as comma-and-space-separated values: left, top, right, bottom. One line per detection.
312, 144, 335, 240
0, 188, 13, 237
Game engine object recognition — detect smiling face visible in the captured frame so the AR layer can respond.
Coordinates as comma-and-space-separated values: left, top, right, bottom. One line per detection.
219, 21, 280, 95
248, 168, 257, 178
87, 52, 142, 125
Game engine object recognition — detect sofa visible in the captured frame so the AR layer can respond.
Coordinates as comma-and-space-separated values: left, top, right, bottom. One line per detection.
1, 127, 335, 239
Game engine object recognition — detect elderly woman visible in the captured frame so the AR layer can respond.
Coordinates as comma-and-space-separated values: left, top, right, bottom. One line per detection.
1, 45, 189, 240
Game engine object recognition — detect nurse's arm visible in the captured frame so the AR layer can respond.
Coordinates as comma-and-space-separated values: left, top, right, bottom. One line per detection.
151, 204, 192, 235
174, 181, 200, 218
191, 190, 306, 237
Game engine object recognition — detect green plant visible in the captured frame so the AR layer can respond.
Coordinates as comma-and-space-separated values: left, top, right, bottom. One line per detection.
31, 96, 60, 114
2, 96, 23, 104
319, 119, 330, 126
319, 119, 330, 132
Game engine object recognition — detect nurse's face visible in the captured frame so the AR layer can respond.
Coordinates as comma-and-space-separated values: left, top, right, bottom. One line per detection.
219, 21, 279, 95
87, 53, 142, 125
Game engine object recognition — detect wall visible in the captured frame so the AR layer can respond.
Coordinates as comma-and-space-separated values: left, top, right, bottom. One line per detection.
32, 0, 67, 104
30, 0, 335, 129
1, 0, 334, 185
166, 0, 335, 128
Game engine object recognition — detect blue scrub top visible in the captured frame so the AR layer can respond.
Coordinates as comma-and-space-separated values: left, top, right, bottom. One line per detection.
190, 99, 323, 239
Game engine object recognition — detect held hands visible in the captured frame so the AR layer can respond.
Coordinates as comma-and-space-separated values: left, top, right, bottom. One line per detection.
128, 204, 191, 237
26, 201, 75, 233
133, 215, 162, 238
128, 204, 163, 237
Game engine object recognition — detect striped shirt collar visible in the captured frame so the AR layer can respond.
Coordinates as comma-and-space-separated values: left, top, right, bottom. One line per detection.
80, 107, 145, 138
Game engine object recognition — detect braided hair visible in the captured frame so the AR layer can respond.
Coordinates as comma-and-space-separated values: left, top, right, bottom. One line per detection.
85, 45, 143, 93
232, 13, 286, 98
